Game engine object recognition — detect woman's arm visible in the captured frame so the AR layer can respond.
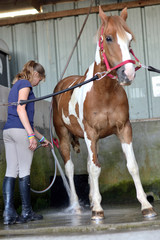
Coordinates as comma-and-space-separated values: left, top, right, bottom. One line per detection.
17, 87, 37, 151
34, 128, 43, 140
34, 128, 52, 147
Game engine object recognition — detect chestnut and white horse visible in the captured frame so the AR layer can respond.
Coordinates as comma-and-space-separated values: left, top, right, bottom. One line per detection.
53, 6, 157, 220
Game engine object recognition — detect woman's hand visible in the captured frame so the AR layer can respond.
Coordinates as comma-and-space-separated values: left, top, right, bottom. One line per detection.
41, 139, 53, 148
29, 137, 37, 151
34, 129, 53, 148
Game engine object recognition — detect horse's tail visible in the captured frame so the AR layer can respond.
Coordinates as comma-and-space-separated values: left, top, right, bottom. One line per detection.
70, 134, 80, 153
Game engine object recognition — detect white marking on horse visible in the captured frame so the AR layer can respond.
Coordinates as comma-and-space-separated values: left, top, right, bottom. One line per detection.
84, 131, 93, 161
122, 142, 152, 210
85, 132, 103, 211
117, 32, 135, 81
62, 80, 78, 125
68, 80, 77, 88
77, 62, 94, 128
69, 88, 79, 118
62, 109, 70, 125
95, 42, 101, 65
65, 159, 81, 211
63, 62, 94, 130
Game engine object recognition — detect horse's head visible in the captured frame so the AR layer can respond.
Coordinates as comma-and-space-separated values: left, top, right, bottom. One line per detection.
99, 6, 135, 86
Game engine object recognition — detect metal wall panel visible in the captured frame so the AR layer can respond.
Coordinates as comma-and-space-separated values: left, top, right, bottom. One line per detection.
76, 0, 98, 75
144, 5, 160, 118
54, 2, 79, 80
124, 8, 150, 119
0, 1, 160, 120
35, 20, 58, 97
12, 23, 36, 69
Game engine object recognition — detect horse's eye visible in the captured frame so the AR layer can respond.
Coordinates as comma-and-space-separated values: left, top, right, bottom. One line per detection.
106, 36, 112, 42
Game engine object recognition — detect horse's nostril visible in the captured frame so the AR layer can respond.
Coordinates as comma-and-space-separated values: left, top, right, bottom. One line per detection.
121, 69, 125, 74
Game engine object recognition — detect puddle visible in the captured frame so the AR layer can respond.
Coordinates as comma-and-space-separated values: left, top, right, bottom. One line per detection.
0, 201, 160, 237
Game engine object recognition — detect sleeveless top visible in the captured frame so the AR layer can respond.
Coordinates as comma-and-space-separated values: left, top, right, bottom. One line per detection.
3, 79, 35, 130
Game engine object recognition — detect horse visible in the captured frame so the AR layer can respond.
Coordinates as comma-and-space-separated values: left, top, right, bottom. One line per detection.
52, 6, 157, 220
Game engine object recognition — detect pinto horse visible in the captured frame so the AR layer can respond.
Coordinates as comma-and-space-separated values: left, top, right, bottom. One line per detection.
53, 6, 157, 220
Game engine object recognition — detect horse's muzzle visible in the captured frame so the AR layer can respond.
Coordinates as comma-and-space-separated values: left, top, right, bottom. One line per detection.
116, 66, 134, 86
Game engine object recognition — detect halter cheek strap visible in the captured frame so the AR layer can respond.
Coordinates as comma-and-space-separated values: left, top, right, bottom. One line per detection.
98, 27, 141, 79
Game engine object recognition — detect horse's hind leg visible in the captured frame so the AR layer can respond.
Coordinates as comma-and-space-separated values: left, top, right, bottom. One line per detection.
65, 159, 81, 213
58, 128, 81, 213
119, 121, 157, 218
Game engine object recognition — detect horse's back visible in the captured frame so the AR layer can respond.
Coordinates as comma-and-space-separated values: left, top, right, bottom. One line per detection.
54, 75, 84, 93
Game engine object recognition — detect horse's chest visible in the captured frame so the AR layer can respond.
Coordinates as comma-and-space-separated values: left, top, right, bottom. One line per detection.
61, 84, 128, 138
84, 110, 115, 135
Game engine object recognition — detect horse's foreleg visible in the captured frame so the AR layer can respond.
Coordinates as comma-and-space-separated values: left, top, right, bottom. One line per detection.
120, 124, 157, 218
85, 134, 104, 220
87, 159, 104, 220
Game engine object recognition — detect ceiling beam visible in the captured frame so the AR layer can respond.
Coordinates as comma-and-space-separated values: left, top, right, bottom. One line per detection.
31, 0, 41, 12
0, 0, 160, 26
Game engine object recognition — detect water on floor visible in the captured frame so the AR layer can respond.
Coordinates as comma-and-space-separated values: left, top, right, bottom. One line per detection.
1, 201, 160, 239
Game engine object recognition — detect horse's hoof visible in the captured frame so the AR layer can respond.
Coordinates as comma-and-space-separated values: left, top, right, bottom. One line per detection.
142, 208, 157, 218
65, 204, 82, 215
91, 211, 104, 220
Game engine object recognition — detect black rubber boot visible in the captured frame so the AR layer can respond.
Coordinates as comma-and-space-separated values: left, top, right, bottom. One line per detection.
19, 175, 43, 222
3, 176, 25, 225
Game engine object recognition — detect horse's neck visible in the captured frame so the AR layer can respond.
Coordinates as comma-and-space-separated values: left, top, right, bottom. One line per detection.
84, 42, 117, 93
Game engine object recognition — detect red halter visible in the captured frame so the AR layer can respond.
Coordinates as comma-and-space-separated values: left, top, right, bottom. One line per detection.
98, 27, 141, 79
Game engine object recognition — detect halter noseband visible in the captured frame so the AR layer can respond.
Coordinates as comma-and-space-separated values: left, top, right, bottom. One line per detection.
98, 27, 141, 80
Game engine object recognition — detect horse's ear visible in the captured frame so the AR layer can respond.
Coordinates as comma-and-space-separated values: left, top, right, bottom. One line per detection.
120, 7, 128, 21
99, 5, 108, 25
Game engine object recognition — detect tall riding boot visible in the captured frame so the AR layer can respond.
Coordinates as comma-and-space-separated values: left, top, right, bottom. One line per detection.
3, 176, 25, 225
19, 175, 43, 222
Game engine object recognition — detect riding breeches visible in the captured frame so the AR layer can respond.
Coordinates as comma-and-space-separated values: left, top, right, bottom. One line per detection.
3, 128, 33, 178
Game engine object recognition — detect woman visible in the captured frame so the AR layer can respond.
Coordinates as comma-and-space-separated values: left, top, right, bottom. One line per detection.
3, 60, 51, 225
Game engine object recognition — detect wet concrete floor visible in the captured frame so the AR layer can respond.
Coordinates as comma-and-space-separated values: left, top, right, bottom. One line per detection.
1, 201, 160, 239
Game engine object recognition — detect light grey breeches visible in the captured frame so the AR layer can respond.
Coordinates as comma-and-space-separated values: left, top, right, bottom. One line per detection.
3, 128, 33, 178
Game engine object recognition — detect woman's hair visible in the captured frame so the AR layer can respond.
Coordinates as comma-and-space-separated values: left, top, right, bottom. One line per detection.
13, 60, 45, 84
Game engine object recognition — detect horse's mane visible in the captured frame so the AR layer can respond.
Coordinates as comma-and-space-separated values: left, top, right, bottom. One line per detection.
97, 15, 135, 41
